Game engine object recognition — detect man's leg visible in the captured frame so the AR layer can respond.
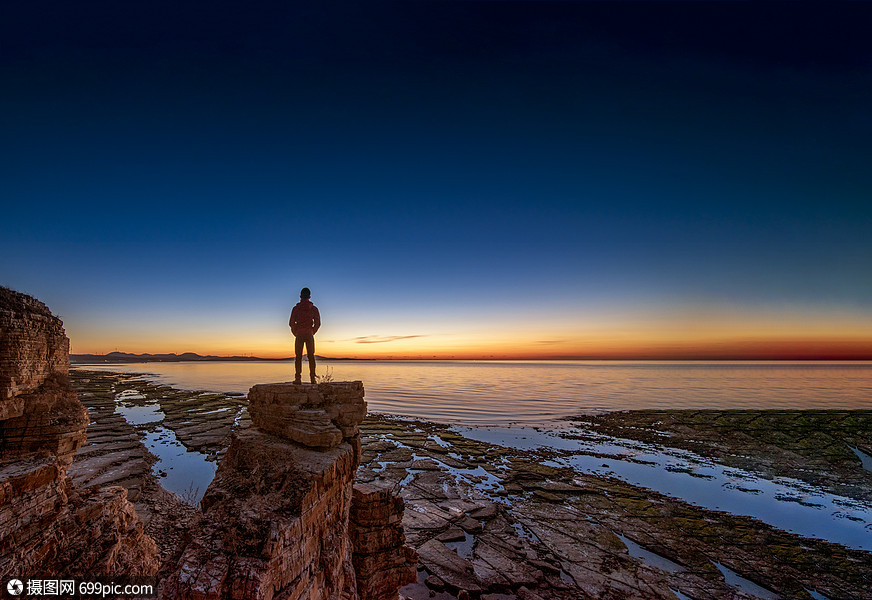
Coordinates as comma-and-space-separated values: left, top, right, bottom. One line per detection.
294, 336, 304, 383
305, 334, 317, 383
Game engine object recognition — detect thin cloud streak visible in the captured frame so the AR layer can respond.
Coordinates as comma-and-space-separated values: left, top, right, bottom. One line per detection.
351, 335, 428, 344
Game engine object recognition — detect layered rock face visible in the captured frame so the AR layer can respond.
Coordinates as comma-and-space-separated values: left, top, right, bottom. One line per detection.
0, 287, 158, 577
350, 483, 418, 600
163, 383, 416, 600
0, 288, 69, 412
247, 381, 367, 448
0, 288, 83, 461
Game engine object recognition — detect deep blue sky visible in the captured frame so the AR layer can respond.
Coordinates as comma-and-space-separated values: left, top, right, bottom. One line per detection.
2, 1, 871, 358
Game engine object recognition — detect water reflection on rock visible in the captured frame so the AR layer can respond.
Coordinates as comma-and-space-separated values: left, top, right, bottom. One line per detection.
459, 423, 872, 551
114, 390, 217, 503
359, 414, 871, 600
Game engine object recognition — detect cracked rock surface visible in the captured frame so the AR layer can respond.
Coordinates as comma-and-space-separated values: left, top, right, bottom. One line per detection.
359, 415, 871, 600
66, 368, 871, 600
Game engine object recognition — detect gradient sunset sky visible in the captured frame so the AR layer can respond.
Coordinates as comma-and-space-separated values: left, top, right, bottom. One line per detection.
2, 1, 871, 360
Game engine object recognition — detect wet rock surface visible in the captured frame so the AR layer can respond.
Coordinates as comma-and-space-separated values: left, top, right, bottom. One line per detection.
574, 410, 872, 503
70, 372, 156, 501
359, 415, 872, 600
73, 369, 249, 459
68, 370, 201, 572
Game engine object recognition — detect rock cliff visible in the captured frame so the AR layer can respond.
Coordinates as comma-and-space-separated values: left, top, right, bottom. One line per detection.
162, 382, 417, 599
0, 286, 159, 577
2, 287, 416, 599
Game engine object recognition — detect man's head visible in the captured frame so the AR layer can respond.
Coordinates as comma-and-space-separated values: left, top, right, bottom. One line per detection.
300, 287, 311, 299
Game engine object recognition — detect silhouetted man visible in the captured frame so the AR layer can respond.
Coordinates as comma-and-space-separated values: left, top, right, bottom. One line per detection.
289, 287, 321, 384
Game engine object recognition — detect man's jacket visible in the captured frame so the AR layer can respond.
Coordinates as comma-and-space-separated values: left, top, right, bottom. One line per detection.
290, 299, 321, 336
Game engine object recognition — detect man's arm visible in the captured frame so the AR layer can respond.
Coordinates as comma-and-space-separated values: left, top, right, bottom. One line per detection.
289, 308, 297, 336
313, 307, 321, 334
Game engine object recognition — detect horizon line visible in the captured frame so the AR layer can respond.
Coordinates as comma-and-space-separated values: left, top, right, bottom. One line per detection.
69, 351, 872, 362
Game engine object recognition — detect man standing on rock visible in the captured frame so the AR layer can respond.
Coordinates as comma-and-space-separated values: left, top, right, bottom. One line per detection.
289, 287, 321, 384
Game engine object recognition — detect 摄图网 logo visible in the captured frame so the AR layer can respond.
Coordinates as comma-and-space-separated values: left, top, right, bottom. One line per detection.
6, 579, 24, 596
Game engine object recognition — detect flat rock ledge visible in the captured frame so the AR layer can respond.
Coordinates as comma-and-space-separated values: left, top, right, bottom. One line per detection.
248, 382, 367, 449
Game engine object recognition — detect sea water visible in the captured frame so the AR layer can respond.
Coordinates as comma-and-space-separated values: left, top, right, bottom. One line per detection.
75, 360, 872, 426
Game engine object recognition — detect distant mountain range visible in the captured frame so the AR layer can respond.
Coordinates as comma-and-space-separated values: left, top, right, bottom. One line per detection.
69, 351, 321, 363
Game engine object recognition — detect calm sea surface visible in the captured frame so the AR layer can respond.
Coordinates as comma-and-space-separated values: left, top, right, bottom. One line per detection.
74, 360, 872, 426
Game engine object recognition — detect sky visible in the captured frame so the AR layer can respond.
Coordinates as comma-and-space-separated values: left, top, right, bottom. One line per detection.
2, 1, 871, 360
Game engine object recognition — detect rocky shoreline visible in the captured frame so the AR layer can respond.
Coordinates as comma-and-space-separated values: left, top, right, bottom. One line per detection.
572, 409, 872, 504
68, 371, 203, 575
68, 369, 872, 600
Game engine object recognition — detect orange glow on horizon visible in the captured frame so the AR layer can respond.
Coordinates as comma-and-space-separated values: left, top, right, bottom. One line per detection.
66, 303, 872, 361
70, 337, 872, 361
